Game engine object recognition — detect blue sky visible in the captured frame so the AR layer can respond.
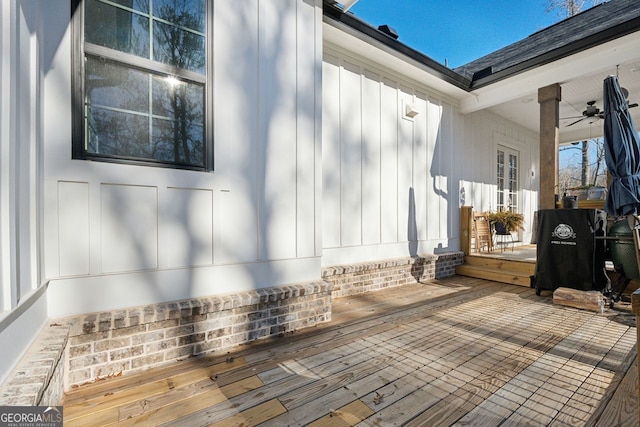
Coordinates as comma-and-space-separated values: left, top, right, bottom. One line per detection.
348, 0, 560, 68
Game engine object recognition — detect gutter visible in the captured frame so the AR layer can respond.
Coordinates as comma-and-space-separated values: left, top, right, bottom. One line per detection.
322, 1, 471, 91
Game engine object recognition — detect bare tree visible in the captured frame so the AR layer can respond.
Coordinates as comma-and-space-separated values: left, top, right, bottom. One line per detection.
581, 140, 589, 186
546, 0, 602, 18
590, 138, 606, 187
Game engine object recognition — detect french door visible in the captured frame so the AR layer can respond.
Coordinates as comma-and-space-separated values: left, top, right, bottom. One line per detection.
497, 146, 519, 213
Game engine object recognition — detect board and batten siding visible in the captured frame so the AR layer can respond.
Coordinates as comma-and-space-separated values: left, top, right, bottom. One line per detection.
460, 109, 539, 243
0, 0, 49, 387
40, 0, 323, 318
321, 50, 539, 265
322, 51, 464, 266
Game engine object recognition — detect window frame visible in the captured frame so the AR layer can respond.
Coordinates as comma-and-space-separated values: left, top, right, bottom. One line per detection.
71, 0, 214, 171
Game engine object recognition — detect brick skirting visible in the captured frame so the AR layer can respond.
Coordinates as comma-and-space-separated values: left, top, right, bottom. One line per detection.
59, 280, 333, 388
323, 252, 464, 298
0, 325, 68, 406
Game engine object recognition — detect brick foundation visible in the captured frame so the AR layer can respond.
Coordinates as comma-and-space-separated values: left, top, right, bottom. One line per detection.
0, 325, 68, 406
323, 253, 464, 298
59, 280, 333, 388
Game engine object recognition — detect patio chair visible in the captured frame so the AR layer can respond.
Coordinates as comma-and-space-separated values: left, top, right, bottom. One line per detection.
473, 213, 493, 252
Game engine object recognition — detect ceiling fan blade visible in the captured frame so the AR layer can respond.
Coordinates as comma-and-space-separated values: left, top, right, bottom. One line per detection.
561, 115, 586, 120
566, 117, 586, 127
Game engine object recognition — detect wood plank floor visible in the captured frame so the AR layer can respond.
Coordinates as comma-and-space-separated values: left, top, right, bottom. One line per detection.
62, 276, 639, 426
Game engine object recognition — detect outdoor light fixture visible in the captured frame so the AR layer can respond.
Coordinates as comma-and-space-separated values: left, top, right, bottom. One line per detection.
404, 101, 419, 119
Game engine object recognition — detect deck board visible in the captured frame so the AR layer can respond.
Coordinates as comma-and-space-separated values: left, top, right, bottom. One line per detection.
593, 360, 638, 427
62, 276, 639, 426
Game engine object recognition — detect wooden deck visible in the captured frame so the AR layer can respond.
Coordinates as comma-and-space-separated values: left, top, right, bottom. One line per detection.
62, 276, 639, 426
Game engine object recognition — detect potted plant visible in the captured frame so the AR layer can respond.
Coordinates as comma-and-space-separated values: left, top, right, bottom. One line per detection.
486, 210, 525, 234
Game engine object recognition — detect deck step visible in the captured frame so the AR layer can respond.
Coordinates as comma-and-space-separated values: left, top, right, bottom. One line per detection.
456, 255, 535, 287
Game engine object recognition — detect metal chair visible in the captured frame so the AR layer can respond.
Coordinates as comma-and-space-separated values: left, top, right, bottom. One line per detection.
493, 221, 514, 252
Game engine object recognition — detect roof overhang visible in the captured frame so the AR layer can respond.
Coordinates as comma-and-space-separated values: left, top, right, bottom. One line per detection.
323, 6, 470, 103
462, 32, 640, 114
461, 31, 640, 143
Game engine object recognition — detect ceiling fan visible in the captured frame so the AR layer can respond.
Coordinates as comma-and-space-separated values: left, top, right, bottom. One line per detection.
562, 100, 604, 127
562, 93, 639, 127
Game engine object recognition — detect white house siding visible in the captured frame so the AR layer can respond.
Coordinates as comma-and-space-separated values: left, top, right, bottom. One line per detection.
460, 109, 539, 243
321, 49, 540, 266
0, 0, 48, 386
34, 0, 322, 319
322, 48, 465, 266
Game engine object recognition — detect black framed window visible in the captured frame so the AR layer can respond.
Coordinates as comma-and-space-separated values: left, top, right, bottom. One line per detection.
73, 0, 211, 170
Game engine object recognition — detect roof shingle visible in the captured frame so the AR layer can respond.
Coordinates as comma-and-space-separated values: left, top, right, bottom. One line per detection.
454, 0, 640, 86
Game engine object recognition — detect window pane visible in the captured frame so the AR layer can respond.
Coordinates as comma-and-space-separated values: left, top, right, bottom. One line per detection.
86, 57, 149, 113
85, 0, 150, 58
85, 57, 152, 159
154, 0, 206, 33
152, 119, 204, 165
153, 21, 205, 74
152, 76, 205, 166
86, 107, 151, 158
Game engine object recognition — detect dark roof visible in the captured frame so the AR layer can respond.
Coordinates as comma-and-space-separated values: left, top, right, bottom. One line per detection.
323, 0, 640, 91
454, 0, 640, 88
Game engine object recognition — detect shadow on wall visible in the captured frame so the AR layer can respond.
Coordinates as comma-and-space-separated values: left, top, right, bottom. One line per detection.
408, 187, 418, 257
429, 105, 457, 256
58, 0, 318, 339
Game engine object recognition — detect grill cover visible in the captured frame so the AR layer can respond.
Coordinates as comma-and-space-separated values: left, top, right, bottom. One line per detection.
534, 209, 609, 293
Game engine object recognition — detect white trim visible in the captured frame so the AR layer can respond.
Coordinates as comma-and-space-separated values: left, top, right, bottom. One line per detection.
0, 0, 17, 312
0, 284, 48, 386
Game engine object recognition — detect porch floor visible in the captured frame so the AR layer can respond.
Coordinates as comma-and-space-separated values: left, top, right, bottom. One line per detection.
474, 243, 538, 262
62, 276, 638, 426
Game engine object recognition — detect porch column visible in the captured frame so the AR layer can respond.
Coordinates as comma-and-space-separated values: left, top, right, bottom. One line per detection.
538, 83, 562, 209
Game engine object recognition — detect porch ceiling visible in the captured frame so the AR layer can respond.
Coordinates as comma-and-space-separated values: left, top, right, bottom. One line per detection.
466, 32, 640, 145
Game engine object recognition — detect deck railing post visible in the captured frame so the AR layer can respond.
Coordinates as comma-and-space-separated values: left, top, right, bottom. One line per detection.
460, 206, 473, 256
632, 289, 640, 423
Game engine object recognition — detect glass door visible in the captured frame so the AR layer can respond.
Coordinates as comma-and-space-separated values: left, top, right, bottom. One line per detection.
497, 146, 519, 213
